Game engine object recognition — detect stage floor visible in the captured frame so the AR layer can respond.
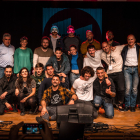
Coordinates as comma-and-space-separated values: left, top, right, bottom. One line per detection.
1, 108, 140, 139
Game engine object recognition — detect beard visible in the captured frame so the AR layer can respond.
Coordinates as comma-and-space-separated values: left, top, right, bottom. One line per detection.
42, 46, 48, 50
88, 38, 93, 42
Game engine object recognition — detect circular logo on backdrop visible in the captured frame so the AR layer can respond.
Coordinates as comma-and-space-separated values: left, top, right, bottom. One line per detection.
43, 8, 102, 43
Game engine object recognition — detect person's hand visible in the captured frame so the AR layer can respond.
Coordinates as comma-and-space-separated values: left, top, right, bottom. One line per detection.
68, 51, 71, 55
5, 102, 12, 109
105, 78, 111, 86
20, 97, 28, 103
68, 99, 75, 105
111, 46, 116, 51
58, 73, 66, 77
0, 92, 7, 99
17, 73, 19, 78
39, 121, 54, 140
9, 121, 27, 140
84, 55, 88, 58
38, 105, 42, 111
106, 86, 111, 95
41, 107, 48, 116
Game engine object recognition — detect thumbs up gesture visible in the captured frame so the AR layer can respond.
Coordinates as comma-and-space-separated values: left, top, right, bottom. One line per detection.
106, 86, 111, 95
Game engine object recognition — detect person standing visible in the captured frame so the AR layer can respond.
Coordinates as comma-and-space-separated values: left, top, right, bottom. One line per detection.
121, 34, 140, 112
33, 36, 54, 73
14, 36, 33, 75
0, 33, 15, 78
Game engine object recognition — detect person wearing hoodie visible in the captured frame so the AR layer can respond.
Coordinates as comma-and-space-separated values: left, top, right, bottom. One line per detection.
83, 44, 103, 78
49, 25, 64, 52
45, 47, 70, 76
68, 44, 83, 86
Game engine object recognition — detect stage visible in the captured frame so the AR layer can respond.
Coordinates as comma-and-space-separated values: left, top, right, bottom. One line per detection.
1, 108, 140, 140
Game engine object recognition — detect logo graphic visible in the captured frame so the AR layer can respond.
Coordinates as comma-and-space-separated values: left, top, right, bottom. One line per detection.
43, 8, 102, 43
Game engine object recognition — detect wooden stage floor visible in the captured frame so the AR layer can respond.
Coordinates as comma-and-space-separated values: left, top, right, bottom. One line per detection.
1, 108, 140, 139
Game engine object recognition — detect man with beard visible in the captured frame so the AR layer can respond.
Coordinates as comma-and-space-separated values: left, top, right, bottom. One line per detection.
0, 65, 17, 115
38, 75, 77, 121
106, 30, 120, 47
38, 64, 69, 111
83, 44, 103, 76
81, 30, 101, 57
33, 36, 54, 74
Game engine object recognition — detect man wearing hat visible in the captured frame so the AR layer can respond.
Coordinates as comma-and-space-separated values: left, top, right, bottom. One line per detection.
49, 25, 64, 53
81, 30, 101, 57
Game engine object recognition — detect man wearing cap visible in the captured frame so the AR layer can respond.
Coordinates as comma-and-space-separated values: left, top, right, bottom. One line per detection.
81, 30, 101, 57
33, 36, 54, 73
49, 25, 64, 53
63, 25, 81, 55
0, 33, 15, 79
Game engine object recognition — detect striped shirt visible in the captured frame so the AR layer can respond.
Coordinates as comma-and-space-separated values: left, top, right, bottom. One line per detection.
41, 86, 75, 105
0, 43, 15, 67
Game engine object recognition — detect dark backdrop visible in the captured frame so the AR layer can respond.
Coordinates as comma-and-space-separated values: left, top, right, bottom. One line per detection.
0, 1, 140, 51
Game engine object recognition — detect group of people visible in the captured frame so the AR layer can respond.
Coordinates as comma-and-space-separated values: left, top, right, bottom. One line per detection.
0, 25, 139, 122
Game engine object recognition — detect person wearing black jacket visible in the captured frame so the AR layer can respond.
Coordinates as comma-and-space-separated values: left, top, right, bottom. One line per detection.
0, 65, 17, 115
68, 45, 83, 86
93, 67, 116, 118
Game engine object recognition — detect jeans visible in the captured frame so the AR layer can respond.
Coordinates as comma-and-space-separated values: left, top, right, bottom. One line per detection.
0, 67, 5, 79
42, 106, 57, 121
108, 71, 125, 105
93, 95, 114, 118
124, 66, 139, 107
70, 72, 80, 86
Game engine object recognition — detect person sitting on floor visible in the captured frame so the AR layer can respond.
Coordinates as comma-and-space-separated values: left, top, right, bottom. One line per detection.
15, 67, 37, 116
45, 47, 70, 76
93, 67, 116, 119
0, 65, 17, 115
38, 64, 69, 111
38, 74, 77, 122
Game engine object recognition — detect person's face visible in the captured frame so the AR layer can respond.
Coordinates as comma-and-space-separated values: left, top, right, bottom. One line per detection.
96, 69, 105, 81
88, 48, 95, 57
55, 50, 63, 59
106, 32, 114, 41
46, 66, 54, 76
41, 39, 49, 48
35, 67, 43, 76
67, 28, 75, 35
3, 37, 11, 47
52, 76, 60, 87
86, 32, 93, 41
70, 47, 77, 55
127, 35, 136, 46
20, 40, 28, 48
84, 72, 91, 81
4, 68, 12, 78
102, 43, 110, 53
20, 69, 28, 78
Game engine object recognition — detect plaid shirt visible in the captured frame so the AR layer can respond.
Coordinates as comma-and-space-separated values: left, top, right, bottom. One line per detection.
41, 86, 75, 105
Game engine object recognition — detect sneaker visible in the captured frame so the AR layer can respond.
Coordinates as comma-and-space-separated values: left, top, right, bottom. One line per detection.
130, 107, 135, 112
20, 112, 25, 116
124, 107, 129, 111
118, 108, 124, 112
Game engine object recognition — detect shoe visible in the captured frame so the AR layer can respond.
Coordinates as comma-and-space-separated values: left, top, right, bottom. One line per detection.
12, 105, 18, 112
124, 107, 129, 111
36, 117, 51, 127
130, 107, 135, 112
20, 112, 25, 116
29, 111, 34, 114
118, 108, 124, 112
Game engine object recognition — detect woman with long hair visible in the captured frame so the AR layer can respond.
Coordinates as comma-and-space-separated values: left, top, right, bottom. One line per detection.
15, 67, 36, 116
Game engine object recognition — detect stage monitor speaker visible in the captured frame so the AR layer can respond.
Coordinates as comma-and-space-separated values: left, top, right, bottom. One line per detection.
56, 102, 93, 126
